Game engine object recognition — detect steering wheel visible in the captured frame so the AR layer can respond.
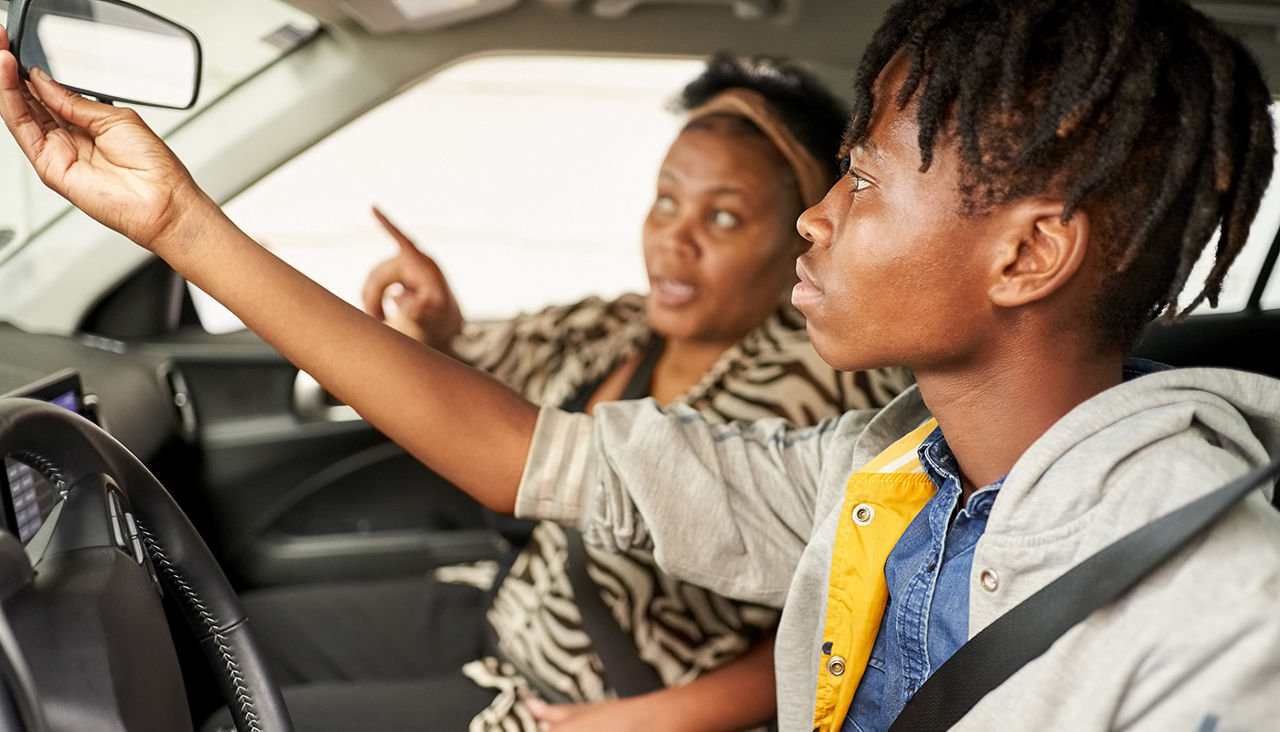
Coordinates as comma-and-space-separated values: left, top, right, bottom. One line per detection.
0, 399, 292, 732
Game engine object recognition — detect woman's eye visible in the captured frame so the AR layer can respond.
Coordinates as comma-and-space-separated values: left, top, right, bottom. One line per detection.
711, 210, 740, 229
653, 195, 677, 215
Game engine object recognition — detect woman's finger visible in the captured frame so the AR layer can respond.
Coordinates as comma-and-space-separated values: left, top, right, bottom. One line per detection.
372, 206, 423, 255
361, 257, 403, 319
372, 206, 453, 289
526, 699, 572, 723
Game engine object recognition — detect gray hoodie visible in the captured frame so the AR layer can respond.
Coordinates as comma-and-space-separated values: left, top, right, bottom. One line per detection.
515, 367, 1280, 731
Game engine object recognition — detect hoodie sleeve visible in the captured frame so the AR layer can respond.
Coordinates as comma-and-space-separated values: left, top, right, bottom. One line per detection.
515, 399, 868, 606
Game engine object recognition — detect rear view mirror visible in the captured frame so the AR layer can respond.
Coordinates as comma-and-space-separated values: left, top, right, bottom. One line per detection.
6, 0, 201, 109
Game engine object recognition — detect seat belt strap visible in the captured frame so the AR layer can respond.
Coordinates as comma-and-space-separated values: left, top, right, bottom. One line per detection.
889, 454, 1280, 731
562, 335, 667, 697
563, 529, 666, 696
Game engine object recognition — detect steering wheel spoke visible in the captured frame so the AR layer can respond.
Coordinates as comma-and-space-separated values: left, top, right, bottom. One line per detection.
0, 399, 292, 732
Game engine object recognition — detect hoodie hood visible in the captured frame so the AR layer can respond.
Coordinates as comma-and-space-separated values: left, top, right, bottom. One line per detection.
987, 365, 1280, 545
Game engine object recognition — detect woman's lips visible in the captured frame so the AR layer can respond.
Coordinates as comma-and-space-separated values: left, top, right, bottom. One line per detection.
792, 260, 822, 309
650, 275, 698, 307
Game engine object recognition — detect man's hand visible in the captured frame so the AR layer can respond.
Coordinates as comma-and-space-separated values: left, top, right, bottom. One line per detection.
0, 28, 215, 256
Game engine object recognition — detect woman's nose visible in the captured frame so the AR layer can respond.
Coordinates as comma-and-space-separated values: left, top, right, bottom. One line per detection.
656, 215, 699, 257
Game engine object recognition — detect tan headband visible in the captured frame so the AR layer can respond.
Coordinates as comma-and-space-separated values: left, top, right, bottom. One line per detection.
686, 88, 829, 208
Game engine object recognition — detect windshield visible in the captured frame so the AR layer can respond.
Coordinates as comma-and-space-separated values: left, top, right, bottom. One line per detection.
0, 0, 318, 260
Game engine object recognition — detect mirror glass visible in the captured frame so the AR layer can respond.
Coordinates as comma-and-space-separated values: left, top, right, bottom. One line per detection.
16, 0, 200, 109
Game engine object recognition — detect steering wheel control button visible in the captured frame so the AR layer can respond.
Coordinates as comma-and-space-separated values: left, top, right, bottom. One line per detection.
826, 655, 847, 676
852, 503, 875, 526
124, 512, 139, 540
110, 514, 128, 549
129, 534, 148, 565
122, 512, 148, 564
980, 568, 1000, 592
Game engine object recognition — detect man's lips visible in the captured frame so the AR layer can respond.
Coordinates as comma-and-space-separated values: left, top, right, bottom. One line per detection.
792, 259, 822, 307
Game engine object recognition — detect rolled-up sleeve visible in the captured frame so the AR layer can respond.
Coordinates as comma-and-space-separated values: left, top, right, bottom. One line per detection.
515, 406, 599, 526
515, 398, 866, 605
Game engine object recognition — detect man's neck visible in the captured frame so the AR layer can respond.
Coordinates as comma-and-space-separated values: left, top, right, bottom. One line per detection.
915, 351, 1126, 499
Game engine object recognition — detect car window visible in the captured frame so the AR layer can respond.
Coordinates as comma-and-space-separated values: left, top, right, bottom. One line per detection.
0, 0, 318, 263
192, 54, 704, 334
1181, 103, 1280, 314
203, 90, 1280, 333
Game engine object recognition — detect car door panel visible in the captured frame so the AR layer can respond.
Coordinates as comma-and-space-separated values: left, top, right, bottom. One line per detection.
81, 262, 502, 587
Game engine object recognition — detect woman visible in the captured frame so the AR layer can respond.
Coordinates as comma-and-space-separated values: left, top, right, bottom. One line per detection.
234, 54, 909, 732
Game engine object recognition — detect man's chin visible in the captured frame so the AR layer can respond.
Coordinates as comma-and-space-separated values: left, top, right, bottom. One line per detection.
809, 328, 883, 373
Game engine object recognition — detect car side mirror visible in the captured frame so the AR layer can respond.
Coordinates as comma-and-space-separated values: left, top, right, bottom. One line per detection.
6, 0, 201, 109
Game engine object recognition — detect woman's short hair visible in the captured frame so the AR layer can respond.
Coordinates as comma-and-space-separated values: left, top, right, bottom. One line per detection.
675, 52, 849, 187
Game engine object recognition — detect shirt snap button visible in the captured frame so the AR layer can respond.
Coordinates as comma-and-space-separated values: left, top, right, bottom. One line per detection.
826, 655, 847, 676
980, 569, 1000, 592
851, 503, 875, 526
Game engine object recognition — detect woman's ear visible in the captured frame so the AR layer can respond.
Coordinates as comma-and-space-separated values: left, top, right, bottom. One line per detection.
987, 201, 1090, 308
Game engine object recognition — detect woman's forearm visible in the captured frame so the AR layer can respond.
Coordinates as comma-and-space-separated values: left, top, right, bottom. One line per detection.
165, 198, 536, 513
637, 636, 778, 732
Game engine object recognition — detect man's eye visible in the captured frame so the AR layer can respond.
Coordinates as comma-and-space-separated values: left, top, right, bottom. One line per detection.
849, 171, 870, 194
653, 195, 676, 215
712, 210, 740, 229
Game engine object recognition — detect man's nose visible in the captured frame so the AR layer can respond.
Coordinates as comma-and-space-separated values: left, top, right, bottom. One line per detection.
797, 187, 837, 249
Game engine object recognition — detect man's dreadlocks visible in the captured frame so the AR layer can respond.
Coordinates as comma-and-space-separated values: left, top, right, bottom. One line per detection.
846, 0, 1274, 350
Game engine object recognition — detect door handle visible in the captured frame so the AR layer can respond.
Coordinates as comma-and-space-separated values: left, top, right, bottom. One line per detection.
292, 371, 362, 422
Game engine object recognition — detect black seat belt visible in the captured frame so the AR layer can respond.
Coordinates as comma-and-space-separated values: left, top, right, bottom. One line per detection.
888, 454, 1280, 731
561, 335, 668, 697
479, 336, 667, 702
563, 530, 666, 696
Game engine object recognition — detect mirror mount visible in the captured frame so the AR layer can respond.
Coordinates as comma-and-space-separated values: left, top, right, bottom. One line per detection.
5, 0, 202, 110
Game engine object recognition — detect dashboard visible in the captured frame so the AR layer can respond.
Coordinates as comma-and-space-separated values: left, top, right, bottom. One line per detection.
0, 322, 201, 555
0, 322, 196, 463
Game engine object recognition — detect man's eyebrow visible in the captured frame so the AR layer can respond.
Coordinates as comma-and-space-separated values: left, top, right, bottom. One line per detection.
853, 138, 887, 163
837, 136, 887, 165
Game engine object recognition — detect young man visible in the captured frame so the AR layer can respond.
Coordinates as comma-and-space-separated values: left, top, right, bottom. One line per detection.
2, 0, 1278, 730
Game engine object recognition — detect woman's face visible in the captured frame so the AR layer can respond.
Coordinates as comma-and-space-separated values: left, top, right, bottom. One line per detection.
643, 120, 807, 347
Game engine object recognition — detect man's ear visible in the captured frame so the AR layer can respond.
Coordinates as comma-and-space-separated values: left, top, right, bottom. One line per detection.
987, 201, 1090, 308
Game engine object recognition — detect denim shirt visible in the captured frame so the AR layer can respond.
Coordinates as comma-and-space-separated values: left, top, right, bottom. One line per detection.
842, 427, 1004, 732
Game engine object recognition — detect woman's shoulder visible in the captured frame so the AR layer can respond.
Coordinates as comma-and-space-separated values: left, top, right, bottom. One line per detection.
687, 302, 913, 422
457, 293, 646, 348
502, 292, 648, 333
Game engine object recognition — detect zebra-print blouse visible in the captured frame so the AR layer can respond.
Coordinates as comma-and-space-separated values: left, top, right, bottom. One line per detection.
450, 293, 912, 732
